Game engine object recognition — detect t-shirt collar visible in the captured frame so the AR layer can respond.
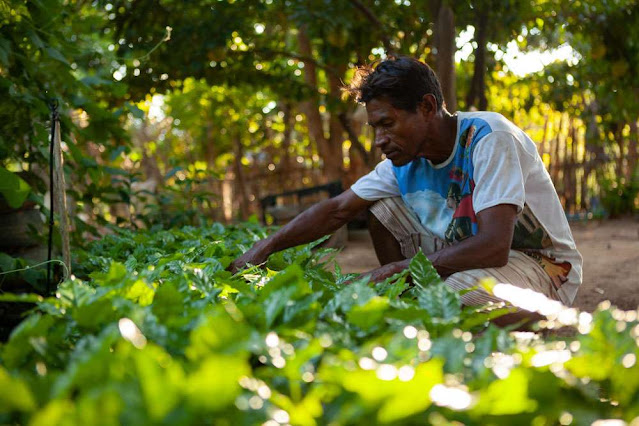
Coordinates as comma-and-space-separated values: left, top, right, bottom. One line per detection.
427, 113, 462, 169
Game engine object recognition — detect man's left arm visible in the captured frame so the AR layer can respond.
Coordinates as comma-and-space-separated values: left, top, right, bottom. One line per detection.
364, 203, 518, 281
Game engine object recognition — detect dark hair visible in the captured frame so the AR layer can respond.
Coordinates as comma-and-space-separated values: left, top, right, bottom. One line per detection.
347, 56, 444, 112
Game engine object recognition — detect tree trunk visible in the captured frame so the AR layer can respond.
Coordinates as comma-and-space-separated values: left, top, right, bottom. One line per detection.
233, 134, 250, 220
613, 122, 625, 182
326, 71, 346, 182
585, 100, 608, 207
578, 124, 590, 212
551, 113, 563, 185
466, 9, 488, 110
204, 122, 216, 169
539, 114, 549, 160
628, 120, 638, 182
564, 119, 577, 213
279, 102, 293, 188
431, 1, 457, 112
297, 25, 342, 182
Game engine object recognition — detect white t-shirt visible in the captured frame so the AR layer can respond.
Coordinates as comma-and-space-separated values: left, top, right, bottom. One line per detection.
352, 111, 583, 306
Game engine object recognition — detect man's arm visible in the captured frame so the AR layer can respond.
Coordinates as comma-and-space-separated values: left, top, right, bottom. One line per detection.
364, 203, 518, 281
230, 189, 375, 272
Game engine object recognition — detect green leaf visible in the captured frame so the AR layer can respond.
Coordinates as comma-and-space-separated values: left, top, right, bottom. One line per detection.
46, 47, 69, 64
0, 252, 16, 271
417, 282, 461, 322
409, 250, 441, 288
460, 305, 516, 329
27, 400, 74, 426
122, 279, 155, 306
80, 75, 111, 87
2, 314, 56, 368
374, 269, 409, 298
472, 368, 538, 415
263, 285, 299, 328
0, 166, 31, 208
326, 278, 376, 315
257, 266, 311, 328
133, 344, 184, 421
347, 296, 389, 330
260, 264, 309, 299
186, 308, 250, 359
0, 367, 36, 412
72, 298, 116, 329
151, 282, 185, 323
324, 359, 444, 423
430, 335, 467, 373
90, 262, 128, 287
0, 293, 45, 303
184, 354, 249, 412
0, 38, 10, 66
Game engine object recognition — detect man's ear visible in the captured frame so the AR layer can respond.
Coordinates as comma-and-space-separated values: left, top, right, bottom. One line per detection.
418, 94, 438, 118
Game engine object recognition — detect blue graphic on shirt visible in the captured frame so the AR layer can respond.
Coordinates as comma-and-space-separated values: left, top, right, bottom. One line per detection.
392, 117, 493, 242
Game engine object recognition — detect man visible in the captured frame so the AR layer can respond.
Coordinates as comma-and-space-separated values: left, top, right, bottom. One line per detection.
231, 56, 582, 311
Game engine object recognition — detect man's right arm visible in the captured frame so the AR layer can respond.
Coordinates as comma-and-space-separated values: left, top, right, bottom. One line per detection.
229, 189, 375, 272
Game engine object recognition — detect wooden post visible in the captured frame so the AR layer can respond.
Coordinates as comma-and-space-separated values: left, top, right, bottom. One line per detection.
52, 119, 71, 277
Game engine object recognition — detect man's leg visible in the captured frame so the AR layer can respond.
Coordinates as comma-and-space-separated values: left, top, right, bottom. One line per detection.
444, 250, 561, 326
368, 211, 405, 265
368, 197, 449, 264
367, 198, 558, 327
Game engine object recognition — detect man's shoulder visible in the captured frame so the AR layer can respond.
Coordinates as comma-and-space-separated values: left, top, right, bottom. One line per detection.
458, 111, 517, 135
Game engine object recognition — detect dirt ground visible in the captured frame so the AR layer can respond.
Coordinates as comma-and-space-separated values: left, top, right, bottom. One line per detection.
335, 218, 639, 312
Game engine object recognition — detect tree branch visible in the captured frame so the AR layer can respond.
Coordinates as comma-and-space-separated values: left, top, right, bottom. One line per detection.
348, 0, 394, 54
253, 48, 341, 78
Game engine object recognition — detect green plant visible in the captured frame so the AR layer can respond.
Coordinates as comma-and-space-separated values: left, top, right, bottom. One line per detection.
600, 174, 639, 217
0, 167, 30, 209
0, 223, 637, 425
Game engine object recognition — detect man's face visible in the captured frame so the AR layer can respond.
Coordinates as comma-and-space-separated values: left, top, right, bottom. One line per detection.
366, 98, 428, 166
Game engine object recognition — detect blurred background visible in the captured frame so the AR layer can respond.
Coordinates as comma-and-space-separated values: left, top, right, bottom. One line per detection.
1, 0, 638, 250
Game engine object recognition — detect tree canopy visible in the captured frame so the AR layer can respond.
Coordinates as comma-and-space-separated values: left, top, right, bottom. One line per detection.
1, 0, 638, 235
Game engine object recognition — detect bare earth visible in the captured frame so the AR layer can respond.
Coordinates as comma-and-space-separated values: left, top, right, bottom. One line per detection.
335, 218, 639, 312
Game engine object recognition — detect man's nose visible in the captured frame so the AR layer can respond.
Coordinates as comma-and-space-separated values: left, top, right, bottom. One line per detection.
374, 131, 389, 148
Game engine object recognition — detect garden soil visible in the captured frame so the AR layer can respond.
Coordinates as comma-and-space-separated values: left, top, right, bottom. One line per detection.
335, 218, 639, 312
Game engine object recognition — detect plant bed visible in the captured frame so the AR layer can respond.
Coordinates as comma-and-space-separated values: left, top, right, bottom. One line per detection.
0, 223, 637, 425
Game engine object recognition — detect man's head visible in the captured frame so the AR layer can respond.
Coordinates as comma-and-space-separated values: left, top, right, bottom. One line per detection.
348, 56, 444, 113
347, 57, 450, 166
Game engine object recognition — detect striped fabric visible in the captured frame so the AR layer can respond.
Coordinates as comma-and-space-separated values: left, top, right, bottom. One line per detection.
370, 197, 561, 306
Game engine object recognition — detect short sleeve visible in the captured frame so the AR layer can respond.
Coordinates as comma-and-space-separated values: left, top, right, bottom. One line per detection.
472, 132, 530, 214
350, 159, 400, 201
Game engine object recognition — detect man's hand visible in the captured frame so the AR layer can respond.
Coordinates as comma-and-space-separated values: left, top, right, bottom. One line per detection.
360, 259, 410, 283
228, 189, 374, 274
229, 239, 272, 273
426, 203, 519, 276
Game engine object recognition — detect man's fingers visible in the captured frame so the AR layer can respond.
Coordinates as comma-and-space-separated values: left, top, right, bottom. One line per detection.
227, 258, 245, 273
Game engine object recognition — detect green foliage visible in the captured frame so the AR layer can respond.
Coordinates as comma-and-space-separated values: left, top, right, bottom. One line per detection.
0, 167, 30, 209
600, 174, 639, 217
0, 224, 638, 424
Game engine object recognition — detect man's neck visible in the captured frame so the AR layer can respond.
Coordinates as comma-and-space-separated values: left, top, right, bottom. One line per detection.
426, 111, 458, 164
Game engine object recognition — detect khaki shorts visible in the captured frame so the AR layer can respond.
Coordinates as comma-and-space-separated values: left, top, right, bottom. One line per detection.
370, 197, 562, 306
